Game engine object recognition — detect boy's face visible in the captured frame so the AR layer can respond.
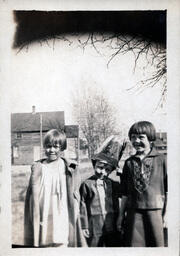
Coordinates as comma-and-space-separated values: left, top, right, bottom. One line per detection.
94, 161, 113, 179
130, 133, 151, 154
45, 142, 61, 162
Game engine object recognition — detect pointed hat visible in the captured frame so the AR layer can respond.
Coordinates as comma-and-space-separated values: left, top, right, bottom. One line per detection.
92, 135, 127, 169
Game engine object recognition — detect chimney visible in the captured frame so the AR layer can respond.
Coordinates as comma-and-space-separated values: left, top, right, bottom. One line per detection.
32, 105, 36, 114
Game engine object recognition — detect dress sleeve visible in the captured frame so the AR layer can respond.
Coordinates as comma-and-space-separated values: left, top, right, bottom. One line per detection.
79, 182, 89, 230
120, 160, 129, 197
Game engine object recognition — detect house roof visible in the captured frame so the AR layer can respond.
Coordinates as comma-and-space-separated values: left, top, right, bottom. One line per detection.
11, 111, 65, 132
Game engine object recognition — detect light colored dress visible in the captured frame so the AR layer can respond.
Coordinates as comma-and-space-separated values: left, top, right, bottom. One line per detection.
24, 157, 87, 247
38, 158, 69, 246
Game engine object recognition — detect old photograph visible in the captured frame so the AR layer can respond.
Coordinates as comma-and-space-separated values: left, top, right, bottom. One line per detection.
0, 1, 179, 256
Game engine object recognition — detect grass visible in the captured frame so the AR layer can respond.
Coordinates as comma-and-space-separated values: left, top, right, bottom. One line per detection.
12, 166, 31, 245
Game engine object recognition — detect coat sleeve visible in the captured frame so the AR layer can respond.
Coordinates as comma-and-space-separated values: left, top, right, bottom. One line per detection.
24, 175, 33, 246
31, 162, 42, 247
63, 158, 82, 203
66, 162, 88, 247
163, 155, 168, 193
120, 160, 129, 197
162, 155, 168, 217
79, 182, 89, 230
73, 166, 82, 203
24, 162, 42, 247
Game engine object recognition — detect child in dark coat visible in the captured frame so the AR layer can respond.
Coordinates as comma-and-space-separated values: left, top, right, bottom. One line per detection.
80, 136, 126, 247
117, 121, 168, 247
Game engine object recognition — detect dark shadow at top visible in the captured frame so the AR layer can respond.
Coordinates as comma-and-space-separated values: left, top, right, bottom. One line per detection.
13, 10, 166, 49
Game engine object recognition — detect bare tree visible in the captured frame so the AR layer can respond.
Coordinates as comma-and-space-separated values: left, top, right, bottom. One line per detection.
72, 86, 121, 158
14, 11, 166, 108
16, 33, 166, 108
77, 33, 166, 108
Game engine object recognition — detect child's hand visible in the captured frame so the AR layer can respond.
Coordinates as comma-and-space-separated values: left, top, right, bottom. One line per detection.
116, 216, 124, 233
163, 214, 168, 228
82, 229, 90, 238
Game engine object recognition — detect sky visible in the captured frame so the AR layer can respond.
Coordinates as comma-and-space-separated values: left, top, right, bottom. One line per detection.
9, 22, 167, 133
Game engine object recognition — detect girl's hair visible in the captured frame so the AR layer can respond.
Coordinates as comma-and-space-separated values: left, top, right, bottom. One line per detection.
128, 121, 156, 142
43, 129, 67, 151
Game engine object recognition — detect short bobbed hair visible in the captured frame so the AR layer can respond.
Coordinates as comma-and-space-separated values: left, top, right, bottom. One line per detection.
43, 129, 67, 151
128, 121, 156, 142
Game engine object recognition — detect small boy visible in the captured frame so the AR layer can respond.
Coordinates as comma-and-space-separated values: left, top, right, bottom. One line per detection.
80, 152, 121, 247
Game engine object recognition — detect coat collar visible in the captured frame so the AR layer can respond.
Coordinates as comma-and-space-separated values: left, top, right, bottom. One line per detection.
132, 147, 160, 159
61, 157, 78, 176
38, 157, 77, 176
89, 174, 111, 184
147, 147, 160, 157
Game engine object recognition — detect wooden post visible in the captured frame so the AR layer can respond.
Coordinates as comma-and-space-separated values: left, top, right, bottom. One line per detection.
40, 114, 43, 159
77, 125, 80, 164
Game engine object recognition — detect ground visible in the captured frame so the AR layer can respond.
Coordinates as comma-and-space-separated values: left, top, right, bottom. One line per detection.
11, 159, 121, 246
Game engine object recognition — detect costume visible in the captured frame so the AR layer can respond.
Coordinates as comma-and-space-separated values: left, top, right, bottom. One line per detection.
24, 157, 86, 247
121, 148, 167, 247
80, 175, 121, 247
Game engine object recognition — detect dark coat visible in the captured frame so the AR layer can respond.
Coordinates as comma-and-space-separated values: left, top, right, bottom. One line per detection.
80, 175, 120, 237
121, 148, 167, 209
24, 157, 86, 247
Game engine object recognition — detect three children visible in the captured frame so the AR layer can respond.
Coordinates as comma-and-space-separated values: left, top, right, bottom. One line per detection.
24, 120, 167, 247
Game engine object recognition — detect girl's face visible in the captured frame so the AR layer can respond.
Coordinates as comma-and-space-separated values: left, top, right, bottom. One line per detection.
95, 161, 113, 179
130, 133, 151, 154
45, 142, 61, 162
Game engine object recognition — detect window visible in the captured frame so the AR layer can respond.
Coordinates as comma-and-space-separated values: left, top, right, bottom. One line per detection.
16, 133, 22, 139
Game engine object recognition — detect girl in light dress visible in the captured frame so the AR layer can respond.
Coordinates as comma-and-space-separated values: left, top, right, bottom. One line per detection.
24, 129, 84, 247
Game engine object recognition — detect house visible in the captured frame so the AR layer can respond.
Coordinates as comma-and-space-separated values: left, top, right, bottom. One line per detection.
155, 132, 167, 155
11, 108, 79, 165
